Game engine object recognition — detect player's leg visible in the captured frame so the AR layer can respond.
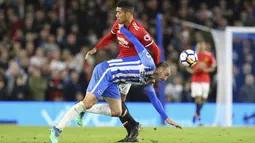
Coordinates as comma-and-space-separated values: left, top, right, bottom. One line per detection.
191, 82, 203, 124
104, 97, 122, 116
198, 83, 210, 125
78, 83, 123, 117
75, 62, 112, 126
119, 84, 138, 134
50, 62, 109, 143
50, 92, 97, 143
194, 96, 203, 125
118, 84, 141, 142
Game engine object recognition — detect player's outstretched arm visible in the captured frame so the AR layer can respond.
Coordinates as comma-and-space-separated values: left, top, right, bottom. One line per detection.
85, 31, 116, 60
144, 85, 182, 129
85, 48, 97, 60
119, 26, 145, 54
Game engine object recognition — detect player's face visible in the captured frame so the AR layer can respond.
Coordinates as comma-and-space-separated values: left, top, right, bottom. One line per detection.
198, 42, 206, 52
153, 67, 171, 81
116, 7, 127, 24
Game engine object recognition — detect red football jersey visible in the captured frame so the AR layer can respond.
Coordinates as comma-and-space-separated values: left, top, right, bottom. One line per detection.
111, 19, 154, 57
191, 51, 216, 83
95, 19, 161, 64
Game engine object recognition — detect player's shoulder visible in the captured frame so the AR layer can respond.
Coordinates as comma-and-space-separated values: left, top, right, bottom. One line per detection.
114, 20, 118, 25
198, 51, 213, 56
204, 51, 215, 57
130, 19, 151, 39
113, 20, 119, 27
130, 19, 146, 32
111, 20, 119, 34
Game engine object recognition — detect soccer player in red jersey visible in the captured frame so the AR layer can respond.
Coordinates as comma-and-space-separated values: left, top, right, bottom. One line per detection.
186, 41, 216, 126
79, 0, 161, 142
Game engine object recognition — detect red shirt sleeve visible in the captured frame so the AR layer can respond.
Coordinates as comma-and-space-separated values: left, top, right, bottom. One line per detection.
95, 21, 118, 50
137, 28, 161, 65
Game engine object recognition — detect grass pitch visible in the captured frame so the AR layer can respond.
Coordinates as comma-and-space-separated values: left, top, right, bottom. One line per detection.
0, 125, 254, 143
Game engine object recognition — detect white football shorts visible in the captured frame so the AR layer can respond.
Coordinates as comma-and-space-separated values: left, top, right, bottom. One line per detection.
191, 82, 210, 99
118, 83, 132, 96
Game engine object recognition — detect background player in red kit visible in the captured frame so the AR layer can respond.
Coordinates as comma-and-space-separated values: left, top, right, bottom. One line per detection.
79, 0, 161, 142
186, 41, 216, 126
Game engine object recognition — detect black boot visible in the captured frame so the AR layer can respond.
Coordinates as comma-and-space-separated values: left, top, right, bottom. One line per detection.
117, 123, 142, 142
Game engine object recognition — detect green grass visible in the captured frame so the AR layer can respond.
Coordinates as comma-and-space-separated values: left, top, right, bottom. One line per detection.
0, 125, 254, 143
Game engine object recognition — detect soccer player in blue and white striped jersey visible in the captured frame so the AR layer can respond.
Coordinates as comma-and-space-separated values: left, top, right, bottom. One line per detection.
50, 25, 182, 143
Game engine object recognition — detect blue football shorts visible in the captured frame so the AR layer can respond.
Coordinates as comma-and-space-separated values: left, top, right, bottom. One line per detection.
86, 61, 120, 100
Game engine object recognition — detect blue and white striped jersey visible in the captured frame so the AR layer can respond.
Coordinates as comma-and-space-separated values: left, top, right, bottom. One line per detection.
106, 56, 155, 85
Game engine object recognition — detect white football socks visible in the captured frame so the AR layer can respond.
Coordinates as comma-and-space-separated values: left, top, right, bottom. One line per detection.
86, 104, 111, 116
56, 101, 85, 130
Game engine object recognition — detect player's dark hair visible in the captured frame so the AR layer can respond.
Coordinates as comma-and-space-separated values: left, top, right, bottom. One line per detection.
117, 0, 134, 13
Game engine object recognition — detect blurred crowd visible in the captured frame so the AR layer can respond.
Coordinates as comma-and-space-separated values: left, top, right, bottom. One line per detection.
0, 0, 254, 102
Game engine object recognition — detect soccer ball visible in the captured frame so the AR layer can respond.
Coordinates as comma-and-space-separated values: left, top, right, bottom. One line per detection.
179, 49, 198, 67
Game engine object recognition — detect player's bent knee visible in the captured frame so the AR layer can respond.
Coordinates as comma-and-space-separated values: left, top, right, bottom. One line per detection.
111, 110, 122, 117
84, 102, 94, 110
83, 92, 98, 109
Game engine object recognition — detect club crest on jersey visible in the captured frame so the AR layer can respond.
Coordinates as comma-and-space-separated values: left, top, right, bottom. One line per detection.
144, 34, 150, 41
146, 52, 151, 58
204, 57, 209, 62
117, 37, 129, 47
98, 90, 103, 95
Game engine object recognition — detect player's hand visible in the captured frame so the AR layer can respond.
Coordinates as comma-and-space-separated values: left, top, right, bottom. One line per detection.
202, 68, 211, 73
186, 67, 196, 74
85, 48, 97, 60
173, 123, 182, 129
166, 118, 182, 129
146, 79, 155, 84
196, 62, 206, 69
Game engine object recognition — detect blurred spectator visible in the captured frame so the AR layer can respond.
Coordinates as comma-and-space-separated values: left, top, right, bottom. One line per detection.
64, 33, 79, 55
47, 70, 64, 101
95, 50, 110, 65
30, 48, 47, 67
240, 74, 255, 103
11, 73, 27, 100
72, 46, 89, 73
43, 34, 60, 53
63, 70, 83, 101
22, 18, 35, 34
165, 75, 183, 102
0, 49, 9, 72
4, 61, 27, 100
182, 81, 192, 102
0, 73, 6, 100
49, 51, 66, 71
78, 63, 92, 95
56, 27, 66, 48
28, 66, 47, 101
242, 63, 252, 76
15, 49, 30, 72
60, 68, 70, 84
